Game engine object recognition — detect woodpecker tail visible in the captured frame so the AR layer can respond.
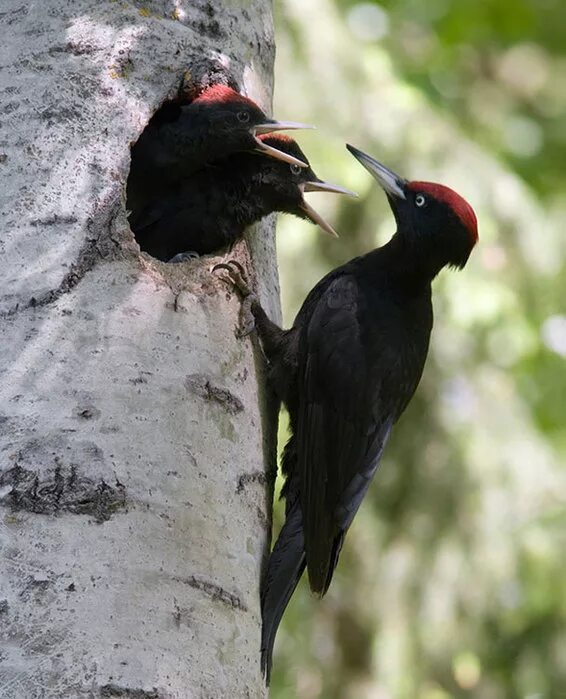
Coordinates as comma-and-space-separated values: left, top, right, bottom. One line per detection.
260, 500, 306, 684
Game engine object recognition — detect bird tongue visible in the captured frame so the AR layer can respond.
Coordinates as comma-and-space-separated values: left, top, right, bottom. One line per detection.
299, 181, 357, 238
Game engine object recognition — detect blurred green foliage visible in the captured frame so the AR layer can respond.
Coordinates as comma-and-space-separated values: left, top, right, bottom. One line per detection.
268, 0, 566, 696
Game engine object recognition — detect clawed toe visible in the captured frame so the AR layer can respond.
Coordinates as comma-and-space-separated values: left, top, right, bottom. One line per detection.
212, 259, 252, 297
212, 260, 257, 337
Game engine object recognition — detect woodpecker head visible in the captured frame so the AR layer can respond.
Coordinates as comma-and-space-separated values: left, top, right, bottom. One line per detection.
346, 144, 478, 270
253, 135, 357, 237
191, 85, 312, 168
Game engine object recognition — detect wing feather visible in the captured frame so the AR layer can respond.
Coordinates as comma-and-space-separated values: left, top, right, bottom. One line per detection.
297, 275, 392, 594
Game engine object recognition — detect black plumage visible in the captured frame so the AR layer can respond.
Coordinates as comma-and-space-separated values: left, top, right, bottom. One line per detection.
127, 84, 311, 219
132, 135, 354, 261
216, 145, 478, 681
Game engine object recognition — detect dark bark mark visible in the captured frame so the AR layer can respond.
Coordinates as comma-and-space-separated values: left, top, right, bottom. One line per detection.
193, 16, 223, 39
255, 504, 270, 531
128, 372, 151, 385
109, 49, 133, 80
174, 575, 247, 611
30, 214, 79, 226
165, 0, 225, 38
75, 404, 101, 420
48, 41, 98, 57
0, 463, 126, 523
236, 471, 267, 494
236, 469, 271, 530
172, 599, 194, 629
183, 446, 197, 468
100, 686, 161, 699
18, 574, 52, 600
195, 19, 223, 40
0, 101, 20, 114
39, 104, 83, 123
0, 600, 8, 615
0, 6, 28, 24
185, 374, 244, 415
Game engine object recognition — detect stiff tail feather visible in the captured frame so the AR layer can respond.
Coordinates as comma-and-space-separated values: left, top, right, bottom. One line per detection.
260, 501, 306, 684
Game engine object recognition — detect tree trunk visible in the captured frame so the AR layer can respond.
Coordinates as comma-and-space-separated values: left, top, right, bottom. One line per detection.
0, 2, 277, 697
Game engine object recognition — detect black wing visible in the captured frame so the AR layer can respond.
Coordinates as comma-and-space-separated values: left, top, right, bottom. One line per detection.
297, 274, 393, 595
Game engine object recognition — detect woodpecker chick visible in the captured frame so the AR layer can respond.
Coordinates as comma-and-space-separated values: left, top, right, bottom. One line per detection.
216, 146, 478, 682
127, 84, 312, 215
132, 135, 355, 261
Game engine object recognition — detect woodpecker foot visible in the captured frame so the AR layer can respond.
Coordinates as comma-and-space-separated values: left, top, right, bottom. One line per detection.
168, 251, 200, 263
212, 260, 251, 296
212, 260, 256, 337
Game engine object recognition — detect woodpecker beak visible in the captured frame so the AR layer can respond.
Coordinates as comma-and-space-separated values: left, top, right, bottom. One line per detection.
252, 121, 314, 168
346, 144, 406, 200
254, 120, 315, 136
303, 181, 358, 197
254, 138, 307, 168
298, 181, 357, 238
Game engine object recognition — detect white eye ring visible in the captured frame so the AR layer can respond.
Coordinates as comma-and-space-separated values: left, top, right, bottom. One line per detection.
415, 193, 426, 207
237, 111, 250, 123
290, 164, 302, 175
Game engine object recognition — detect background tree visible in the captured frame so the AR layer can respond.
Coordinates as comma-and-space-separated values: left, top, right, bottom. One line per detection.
0, 2, 279, 697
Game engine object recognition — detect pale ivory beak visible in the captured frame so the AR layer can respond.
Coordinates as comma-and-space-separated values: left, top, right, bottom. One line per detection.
299, 181, 358, 238
252, 121, 314, 168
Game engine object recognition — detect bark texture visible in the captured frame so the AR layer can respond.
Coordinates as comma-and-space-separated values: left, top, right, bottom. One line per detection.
0, 2, 278, 697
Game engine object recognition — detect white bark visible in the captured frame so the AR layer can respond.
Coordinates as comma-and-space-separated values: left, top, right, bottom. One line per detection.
0, 2, 278, 697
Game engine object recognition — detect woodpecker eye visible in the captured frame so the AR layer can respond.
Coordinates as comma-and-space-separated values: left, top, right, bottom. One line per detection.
237, 111, 250, 123
415, 194, 427, 207
290, 164, 302, 175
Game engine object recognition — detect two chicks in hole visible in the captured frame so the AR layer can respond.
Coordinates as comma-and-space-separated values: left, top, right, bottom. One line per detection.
126, 84, 355, 263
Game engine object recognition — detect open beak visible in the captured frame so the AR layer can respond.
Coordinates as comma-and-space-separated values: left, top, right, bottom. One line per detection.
299, 181, 358, 238
254, 139, 308, 168
346, 144, 406, 200
252, 121, 314, 168
303, 181, 358, 197
254, 120, 315, 136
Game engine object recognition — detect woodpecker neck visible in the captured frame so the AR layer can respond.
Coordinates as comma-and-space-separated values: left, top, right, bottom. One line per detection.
212, 166, 275, 230
358, 232, 444, 294
387, 229, 452, 284
247, 170, 298, 218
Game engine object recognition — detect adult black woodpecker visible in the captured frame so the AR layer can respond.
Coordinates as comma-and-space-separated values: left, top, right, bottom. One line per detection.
215, 145, 478, 682
132, 134, 355, 261
127, 84, 311, 216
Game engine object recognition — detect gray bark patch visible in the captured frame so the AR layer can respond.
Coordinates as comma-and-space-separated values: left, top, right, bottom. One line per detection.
185, 374, 244, 415
0, 463, 126, 522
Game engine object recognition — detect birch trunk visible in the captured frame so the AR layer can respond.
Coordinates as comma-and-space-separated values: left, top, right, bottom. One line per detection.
0, 2, 278, 697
